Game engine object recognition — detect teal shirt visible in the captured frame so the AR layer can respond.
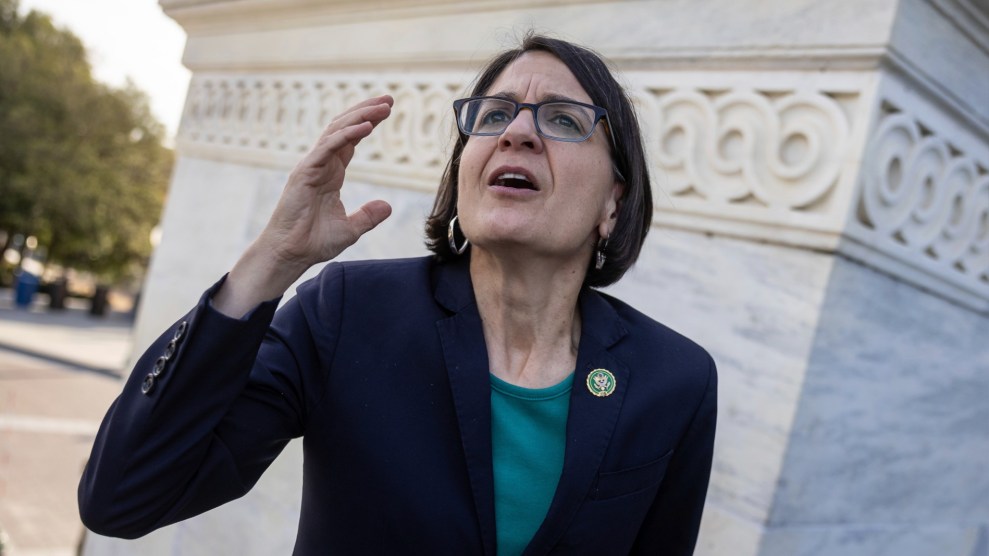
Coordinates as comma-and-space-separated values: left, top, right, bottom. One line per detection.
490, 373, 573, 556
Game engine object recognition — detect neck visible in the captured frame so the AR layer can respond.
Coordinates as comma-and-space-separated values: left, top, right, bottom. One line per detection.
469, 248, 586, 389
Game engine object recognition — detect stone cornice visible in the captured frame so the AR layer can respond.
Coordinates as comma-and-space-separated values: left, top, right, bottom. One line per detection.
927, 0, 989, 57
160, 0, 986, 141
162, 0, 901, 67
173, 46, 895, 77
883, 47, 989, 145
160, 0, 611, 31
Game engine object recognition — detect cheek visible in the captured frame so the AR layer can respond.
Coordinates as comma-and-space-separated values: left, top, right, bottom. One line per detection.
565, 160, 618, 226
456, 143, 485, 215
564, 156, 614, 202
458, 139, 488, 184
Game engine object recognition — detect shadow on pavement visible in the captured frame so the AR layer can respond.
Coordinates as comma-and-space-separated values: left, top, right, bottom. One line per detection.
0, 288, 134, 378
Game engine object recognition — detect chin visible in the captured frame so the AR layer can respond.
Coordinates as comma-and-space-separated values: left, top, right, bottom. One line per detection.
480, 217, 536, 240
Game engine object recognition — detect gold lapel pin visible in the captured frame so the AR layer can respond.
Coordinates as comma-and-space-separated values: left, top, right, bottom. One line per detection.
586, 368, 616, 397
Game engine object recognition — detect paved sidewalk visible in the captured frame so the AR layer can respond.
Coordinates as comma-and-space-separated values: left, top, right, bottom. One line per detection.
0, 289, 132, 556
0, 290, 134, 377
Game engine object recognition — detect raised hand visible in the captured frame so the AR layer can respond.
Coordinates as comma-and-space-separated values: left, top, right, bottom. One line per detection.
213, 95, 395, 317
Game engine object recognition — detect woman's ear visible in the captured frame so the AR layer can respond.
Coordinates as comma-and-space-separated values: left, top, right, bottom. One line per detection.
599, 180, 624, 239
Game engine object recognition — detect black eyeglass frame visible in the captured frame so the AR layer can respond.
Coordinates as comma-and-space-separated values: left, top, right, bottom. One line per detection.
452, 96, 618, 151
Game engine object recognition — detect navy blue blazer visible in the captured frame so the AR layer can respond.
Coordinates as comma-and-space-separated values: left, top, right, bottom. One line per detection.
79, 256, 717, 555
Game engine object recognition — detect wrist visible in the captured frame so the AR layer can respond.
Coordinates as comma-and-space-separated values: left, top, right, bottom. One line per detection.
212, 242, 307, 318
237, 241, 309, 294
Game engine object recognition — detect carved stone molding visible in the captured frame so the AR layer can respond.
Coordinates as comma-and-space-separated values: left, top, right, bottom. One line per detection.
177, 73, 463, 191
847, 101, 989, 311
638, 89, 850, 209
178, 71, 864, 236
627, 78, 861, 247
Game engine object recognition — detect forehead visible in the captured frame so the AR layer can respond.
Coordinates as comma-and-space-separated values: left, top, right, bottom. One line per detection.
483, 51, 593, 104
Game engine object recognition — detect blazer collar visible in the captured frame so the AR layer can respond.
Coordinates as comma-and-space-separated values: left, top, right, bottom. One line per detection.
434, 257, 497, 554
432, 257, 630, 556
524, 288, 630, 554
433, 255, 474, 313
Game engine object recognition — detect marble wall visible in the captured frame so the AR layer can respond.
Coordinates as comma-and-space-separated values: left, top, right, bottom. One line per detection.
83, 0, 989, 554
760, 254, 989, 555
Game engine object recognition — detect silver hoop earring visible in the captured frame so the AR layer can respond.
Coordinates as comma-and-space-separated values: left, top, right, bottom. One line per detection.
595, 237, 608, 270
448, 215, 470, 255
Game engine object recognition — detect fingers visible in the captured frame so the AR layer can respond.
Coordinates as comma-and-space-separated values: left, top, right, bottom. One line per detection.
331, 94, 394, 124
320, 96, 393, 143
348, 200, 392, 237
300, 100, 393, 168
302, 119, 373, 169
326, 98, 393, 134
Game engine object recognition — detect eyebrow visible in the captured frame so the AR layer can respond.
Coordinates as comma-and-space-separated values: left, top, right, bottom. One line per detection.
487, 91, 585, 104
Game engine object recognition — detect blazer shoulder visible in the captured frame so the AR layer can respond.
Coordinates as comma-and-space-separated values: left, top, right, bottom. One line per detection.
595, 290, 715, 377
297, 256, 435, 299
337, 255, 434, 275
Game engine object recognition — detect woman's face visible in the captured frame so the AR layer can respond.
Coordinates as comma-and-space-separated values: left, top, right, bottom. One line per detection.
456, 51, 622, 266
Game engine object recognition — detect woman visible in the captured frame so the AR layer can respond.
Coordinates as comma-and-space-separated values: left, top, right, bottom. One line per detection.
79, 35, 717, 555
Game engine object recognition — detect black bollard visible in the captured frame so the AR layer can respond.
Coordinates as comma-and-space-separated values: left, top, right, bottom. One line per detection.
90, 285, 109, 317
49, 277, 68, 310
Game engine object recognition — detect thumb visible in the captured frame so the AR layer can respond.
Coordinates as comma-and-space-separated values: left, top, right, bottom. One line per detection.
348, 200, 392, 237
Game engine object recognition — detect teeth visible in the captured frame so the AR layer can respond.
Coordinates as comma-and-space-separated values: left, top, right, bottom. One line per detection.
498, 172, 528, 181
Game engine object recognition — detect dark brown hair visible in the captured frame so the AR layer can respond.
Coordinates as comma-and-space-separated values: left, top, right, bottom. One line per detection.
424, 33, 652, 288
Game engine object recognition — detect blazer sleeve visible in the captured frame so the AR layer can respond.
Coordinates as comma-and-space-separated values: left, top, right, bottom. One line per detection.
630, 354, 718, 555
78, 268, 343, 539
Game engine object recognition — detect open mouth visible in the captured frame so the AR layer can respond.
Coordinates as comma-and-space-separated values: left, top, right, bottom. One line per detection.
492, 172, 537, 190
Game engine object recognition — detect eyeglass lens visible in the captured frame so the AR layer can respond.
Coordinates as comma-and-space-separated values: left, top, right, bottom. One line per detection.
459, 98, 598, 141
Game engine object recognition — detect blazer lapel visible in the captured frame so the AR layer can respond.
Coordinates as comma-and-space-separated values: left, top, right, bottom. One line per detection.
524, 288, 629, 555
434, 259, 498, 556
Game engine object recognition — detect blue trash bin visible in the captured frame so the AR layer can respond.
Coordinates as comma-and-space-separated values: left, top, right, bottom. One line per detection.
14, 271, 40, 308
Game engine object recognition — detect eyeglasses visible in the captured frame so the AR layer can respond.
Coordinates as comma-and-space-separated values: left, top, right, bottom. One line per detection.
453, 96, 615, 146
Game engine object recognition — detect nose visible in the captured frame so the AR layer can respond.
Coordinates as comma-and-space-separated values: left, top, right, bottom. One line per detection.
498, 106, 543, 152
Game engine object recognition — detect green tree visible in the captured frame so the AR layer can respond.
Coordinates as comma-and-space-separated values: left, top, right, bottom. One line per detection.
0, 0, 173, 283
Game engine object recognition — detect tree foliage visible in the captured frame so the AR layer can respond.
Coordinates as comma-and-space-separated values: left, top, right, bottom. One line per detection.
0, 0, 173, 283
